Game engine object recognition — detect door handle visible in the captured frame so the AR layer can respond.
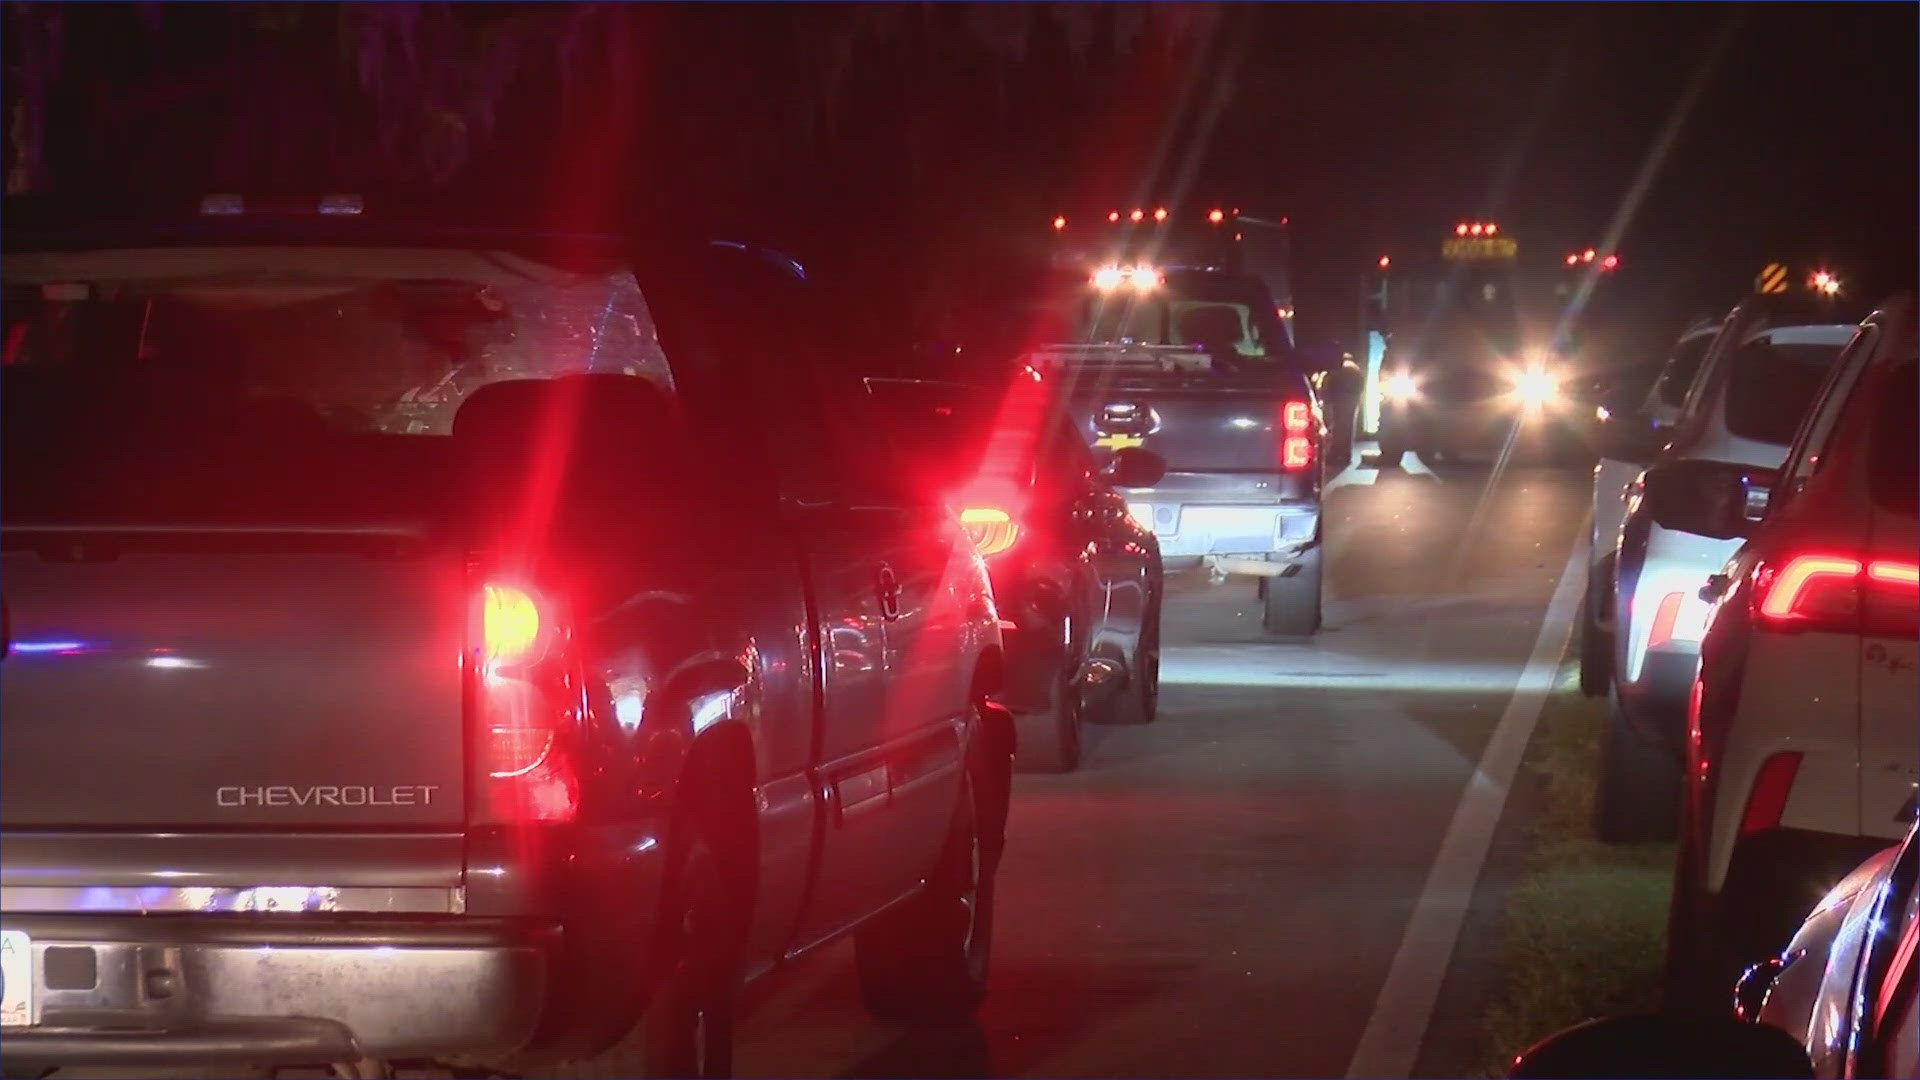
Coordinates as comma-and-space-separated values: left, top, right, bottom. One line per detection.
876, 565, 902, 621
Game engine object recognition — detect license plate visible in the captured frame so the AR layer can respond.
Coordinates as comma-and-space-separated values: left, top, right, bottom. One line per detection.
0, 929, 31, 1027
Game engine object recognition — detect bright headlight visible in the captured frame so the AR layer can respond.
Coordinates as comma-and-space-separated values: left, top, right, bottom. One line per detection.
1514, 367, 1559, 407
1091, 266, 1126, 291
1382, 371, 1419, 403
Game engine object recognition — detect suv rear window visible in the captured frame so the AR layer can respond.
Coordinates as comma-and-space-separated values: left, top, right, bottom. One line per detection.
1722, 339, 1847, 445
1870, 358, 1918, 516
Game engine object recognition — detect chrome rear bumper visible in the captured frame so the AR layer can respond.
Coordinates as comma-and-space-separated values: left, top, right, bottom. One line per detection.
0, 914, 552, 1067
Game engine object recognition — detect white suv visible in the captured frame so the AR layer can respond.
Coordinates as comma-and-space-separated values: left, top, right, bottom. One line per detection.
1662, 296, 1918, 1009
1596, 315, 1856, 840
1582, 319, 1719, 697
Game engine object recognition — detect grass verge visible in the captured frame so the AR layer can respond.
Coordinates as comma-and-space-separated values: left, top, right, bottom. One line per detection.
1475, 662, 1675, 1076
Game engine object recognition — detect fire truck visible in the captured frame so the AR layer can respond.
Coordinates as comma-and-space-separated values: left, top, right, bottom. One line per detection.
1360, 222, 1620, 466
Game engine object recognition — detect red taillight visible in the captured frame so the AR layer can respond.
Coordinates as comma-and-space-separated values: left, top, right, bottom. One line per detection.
483, 584, 542, 668
1755, 553, 1919, 635
1646, 591, 1685, 650
474, 579, 580, 824
959, 506, 1021, 558
1739, 751, 1803, 838
1281, 400, 1314, 471
1868, 561, 1920, 587
1756, 554, 1862, 627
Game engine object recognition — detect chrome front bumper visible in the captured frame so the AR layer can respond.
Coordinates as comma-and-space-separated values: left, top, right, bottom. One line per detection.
0, 913, 552, 1067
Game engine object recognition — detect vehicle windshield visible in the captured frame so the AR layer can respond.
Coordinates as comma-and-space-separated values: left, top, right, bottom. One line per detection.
1655, 334, 1713, 408
1722, 337, 1847, 445
1, 246, 672, 439
1023, 270, 1294, 367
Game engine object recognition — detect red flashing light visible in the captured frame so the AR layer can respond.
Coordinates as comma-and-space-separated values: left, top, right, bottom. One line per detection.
1455, 223, 1469, 236
1565, 254, 1579, 266
1378, 255, 1392, 270
1053, 215, 1067, 230
1208, 209, 1226, 224
1153, 207, 1168, 222
1582, 249, 1596, 262
1470, 223, 1485, 236
1602, 254, 1620, 270
1130, 209, 1145, 223
1739, 751, 1803, 838
1108, 211, 1121, 223
1485, 223, 1497, 236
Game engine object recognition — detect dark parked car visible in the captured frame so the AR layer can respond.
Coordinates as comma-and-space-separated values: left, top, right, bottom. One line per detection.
864, 375, 1166, 773
0, 196, 1014, 1077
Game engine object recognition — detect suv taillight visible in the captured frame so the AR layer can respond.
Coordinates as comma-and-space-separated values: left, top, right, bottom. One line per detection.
1752, 553, 1920, 635
1281, 400, 1314, 471
471, 580, 581, 824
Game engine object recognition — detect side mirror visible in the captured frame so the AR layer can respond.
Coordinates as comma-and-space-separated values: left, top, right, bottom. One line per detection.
1642, 459, 1779, 541
1508, 1014, 1814, 1079
1103, 446, 1167, 489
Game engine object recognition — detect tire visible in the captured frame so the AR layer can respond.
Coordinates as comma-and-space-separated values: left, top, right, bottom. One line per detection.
1113, 600, 1161, 725
1665, 832, 1825, 1016
1014, 657, 1083, 773
1662, 804, 1711, 1013
855, 771, 994, 1022
1593, 691, 1681, 842
1262, 547, 1323, 636
1579, 559, 1614, 698
540, 833, 740, 1079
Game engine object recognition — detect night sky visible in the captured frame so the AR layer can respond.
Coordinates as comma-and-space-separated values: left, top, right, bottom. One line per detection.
8, 2, 1915, 365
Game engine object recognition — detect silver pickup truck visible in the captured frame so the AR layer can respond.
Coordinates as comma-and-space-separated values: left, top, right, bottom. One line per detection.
0, 200, 1013, 1077
1022, 267, 1327, 635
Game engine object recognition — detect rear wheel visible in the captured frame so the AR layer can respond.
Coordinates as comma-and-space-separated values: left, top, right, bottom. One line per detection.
1579, 558, 1614, 697
1665, 831, 1834, 1015
1014, 644, 1083, 772
1114, 601, 1160, 725
1377, 436, 1407, 469
542, 833, 739, 1078
1262, 548, 1323, 636
855, 771, 994, 1022
1594, 691, 1681, 842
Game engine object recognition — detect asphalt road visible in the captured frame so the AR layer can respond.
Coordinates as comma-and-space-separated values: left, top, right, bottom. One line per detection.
736, 448, 1593, 1079
48, 448, 1594, 1080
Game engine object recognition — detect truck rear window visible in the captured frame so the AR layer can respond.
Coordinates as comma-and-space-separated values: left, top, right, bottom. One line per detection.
2, 245, 676, 526
2, 246, 672, 439
1722, 340, 1846, 445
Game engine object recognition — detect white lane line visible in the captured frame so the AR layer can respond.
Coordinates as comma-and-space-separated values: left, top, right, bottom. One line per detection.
1344, 539, 1588, 1079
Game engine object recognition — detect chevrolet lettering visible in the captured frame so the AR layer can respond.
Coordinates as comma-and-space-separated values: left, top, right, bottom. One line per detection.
215, 785, 441, 809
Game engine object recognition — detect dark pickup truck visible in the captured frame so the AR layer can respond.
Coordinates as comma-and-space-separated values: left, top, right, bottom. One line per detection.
1019, 265, 1328, 635
0, 200, 1013, 1077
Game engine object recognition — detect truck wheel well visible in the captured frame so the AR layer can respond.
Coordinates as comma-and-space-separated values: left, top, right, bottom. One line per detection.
679, 723, 758, 919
